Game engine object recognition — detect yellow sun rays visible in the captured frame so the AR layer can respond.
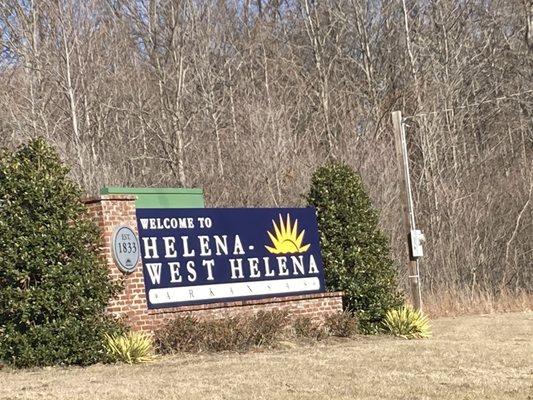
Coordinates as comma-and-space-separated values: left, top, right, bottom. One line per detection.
265, 214, 311, 254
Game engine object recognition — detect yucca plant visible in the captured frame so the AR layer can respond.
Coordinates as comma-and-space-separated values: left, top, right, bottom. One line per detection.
104, 331, 156, 364
382, 306, 431, 339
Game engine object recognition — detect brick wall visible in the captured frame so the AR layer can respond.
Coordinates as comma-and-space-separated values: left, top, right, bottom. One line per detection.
84, 195, 344, 332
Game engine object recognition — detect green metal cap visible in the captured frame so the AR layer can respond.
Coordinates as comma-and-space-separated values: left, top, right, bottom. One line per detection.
100, 187, 205, 209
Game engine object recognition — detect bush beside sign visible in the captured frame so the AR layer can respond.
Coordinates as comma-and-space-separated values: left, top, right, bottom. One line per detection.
136, 208, 326, 309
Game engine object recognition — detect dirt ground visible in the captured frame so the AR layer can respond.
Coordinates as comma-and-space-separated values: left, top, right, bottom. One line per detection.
1, 312, 532, 400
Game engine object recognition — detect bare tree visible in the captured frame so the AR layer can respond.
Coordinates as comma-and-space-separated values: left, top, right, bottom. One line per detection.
0, 0, 531, 299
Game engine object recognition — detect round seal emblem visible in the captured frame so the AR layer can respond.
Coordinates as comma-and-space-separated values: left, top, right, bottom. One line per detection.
111, 225, 140, 273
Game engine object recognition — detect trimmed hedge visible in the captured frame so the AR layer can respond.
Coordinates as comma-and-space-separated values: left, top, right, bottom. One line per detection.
155, 311, 289, 353
307, 162, 403, 332
155, 311, 359, 354
0, 138, 122, 367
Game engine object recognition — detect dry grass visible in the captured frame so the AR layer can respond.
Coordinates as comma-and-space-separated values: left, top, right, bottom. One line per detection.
1, 312, 532, 400
423, 288, 533, 318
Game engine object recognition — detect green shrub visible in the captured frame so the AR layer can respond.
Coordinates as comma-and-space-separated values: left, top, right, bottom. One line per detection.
155, 310, 289, 354
306, 162, 403, 332
324, 312, 359, 337
105, 331, 156, 364
382, 306, 431, 339
0, 138, 122, 367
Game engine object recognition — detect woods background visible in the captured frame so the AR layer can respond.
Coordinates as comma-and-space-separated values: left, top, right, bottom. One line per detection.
0, 0, 531, 304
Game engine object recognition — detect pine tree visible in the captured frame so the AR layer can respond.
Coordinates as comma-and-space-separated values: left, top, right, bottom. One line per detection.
0, 138, 122, 367
307, 162, 403, 332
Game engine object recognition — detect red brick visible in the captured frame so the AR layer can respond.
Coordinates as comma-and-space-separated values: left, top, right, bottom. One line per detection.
84, 196, 343, 332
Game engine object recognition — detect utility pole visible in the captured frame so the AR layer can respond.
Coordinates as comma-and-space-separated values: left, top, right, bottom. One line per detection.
392, 111, 423, 311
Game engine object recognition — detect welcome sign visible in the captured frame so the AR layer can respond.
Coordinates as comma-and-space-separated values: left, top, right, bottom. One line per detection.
136, 208, 326, 309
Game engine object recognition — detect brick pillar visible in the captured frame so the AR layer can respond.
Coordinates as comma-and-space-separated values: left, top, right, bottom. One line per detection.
84, 195, 147, 328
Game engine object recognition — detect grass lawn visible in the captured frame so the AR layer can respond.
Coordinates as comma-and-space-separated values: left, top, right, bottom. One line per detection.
1, 312, 531, 400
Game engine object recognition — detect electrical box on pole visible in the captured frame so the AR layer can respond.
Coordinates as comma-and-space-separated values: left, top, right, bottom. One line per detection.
410, 229, 426, 258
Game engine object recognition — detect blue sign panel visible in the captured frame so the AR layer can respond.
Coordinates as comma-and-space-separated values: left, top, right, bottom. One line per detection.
135, 208, 326, 309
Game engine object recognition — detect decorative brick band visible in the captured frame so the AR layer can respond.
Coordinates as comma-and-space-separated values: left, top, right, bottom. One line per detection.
84, 196, 344, 332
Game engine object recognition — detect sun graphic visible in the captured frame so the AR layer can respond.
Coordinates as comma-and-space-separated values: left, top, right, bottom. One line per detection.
265, 214, 311, 254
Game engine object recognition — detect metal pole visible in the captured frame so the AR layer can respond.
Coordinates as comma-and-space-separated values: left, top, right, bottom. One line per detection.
392, 110, 422, 310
